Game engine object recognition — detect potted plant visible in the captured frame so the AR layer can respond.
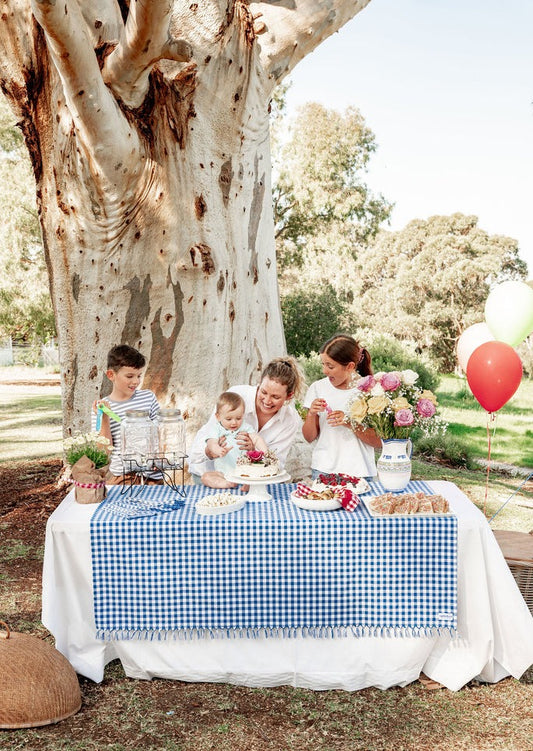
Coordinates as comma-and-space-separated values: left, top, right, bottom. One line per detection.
63, 432, 111, 504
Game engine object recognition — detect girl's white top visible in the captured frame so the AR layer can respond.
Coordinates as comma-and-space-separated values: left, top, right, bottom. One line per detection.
303, 378, 376, 478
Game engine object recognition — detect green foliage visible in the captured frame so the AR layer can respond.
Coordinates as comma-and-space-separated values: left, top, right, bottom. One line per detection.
282, 282, 352, 357
297, 352, 323, 386
272, 99, 392, 278
364, 333, 440, 392
63, 432, 110, 469
436, 374, 533, 468
354, 214, 527, 372
0, 95, 55, 343
413, 432, 476, 469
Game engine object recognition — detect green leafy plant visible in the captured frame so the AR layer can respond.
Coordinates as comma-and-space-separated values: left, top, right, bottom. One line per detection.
63, 431, 110, 468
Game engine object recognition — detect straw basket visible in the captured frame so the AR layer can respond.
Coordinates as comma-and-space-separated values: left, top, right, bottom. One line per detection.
0, 622, 81, 729
493, 530, 533, 682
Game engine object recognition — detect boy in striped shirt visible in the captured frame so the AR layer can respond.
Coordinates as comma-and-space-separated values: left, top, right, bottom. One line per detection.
93, 344, 160, 481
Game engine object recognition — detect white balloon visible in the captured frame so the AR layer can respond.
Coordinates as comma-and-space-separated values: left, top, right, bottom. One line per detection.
456, 323, 495, 372
485, 280, 533, 346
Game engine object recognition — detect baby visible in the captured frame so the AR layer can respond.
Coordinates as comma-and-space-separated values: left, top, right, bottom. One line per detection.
205, 391, 268, 477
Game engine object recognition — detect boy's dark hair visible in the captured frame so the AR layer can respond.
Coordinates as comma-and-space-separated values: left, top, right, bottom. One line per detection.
107, 345, 146, 371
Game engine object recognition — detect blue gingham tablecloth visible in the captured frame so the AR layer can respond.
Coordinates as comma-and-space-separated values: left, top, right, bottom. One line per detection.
90, 481, 457, 640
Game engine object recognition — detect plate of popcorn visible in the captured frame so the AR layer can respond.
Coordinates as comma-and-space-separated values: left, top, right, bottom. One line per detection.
195, 493, 246, 515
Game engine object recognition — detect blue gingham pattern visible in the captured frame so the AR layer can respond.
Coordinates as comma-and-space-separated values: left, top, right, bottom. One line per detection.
90, 481, 457, 639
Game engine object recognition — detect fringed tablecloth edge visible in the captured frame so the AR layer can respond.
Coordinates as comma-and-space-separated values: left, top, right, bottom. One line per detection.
96, 624, 458, 641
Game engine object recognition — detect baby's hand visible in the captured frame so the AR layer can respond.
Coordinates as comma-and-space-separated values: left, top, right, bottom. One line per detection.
206, 437, 232, 459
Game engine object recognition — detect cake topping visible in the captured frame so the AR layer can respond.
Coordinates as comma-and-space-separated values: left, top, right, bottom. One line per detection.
236, 449, 279, 467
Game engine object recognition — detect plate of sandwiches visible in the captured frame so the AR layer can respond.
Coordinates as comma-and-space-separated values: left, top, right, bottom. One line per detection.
362, 491, 451, 517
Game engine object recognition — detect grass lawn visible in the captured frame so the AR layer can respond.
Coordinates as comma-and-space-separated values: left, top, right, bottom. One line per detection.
437, 374, 533, 469
0, 383, 62, 462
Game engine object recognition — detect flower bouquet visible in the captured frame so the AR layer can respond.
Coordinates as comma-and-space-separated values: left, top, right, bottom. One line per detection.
346, 369, 442, 439
346, 370, 444, 491
63, 432, 111, 504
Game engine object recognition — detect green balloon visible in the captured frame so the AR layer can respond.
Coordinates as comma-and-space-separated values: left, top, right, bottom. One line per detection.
485, 281, 533, 346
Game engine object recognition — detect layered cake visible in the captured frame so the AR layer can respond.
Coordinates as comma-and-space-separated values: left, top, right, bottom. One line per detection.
234, 449, 280, 479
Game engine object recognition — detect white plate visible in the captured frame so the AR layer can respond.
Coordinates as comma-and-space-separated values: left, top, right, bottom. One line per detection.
290, 491, 342, 512
195, 496, 246, 515
224, 470, 291, 485
312, 476, 370, 495
361, 494, 451, 518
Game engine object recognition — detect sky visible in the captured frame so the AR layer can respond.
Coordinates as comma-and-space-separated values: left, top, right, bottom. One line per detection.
284, 0, 533, 275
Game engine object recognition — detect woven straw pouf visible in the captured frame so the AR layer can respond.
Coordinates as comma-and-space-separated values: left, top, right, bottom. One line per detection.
0, 622, 81, 729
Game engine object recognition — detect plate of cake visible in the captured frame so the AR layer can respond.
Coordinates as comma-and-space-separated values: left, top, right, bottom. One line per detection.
233, 449, 281, 480
363, 491, 450, 517
195, 493, 246, 515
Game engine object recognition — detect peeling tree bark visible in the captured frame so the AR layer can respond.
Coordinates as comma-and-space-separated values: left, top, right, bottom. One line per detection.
0, 0, 371, 434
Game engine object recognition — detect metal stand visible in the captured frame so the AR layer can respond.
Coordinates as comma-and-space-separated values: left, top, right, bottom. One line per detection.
119, 453, 188, 498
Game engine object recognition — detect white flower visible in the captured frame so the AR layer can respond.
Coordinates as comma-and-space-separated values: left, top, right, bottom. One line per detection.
370, 383, 385, 397
401, 369, 419, 385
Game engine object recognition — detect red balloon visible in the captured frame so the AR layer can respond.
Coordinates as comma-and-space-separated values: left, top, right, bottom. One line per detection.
466, 341, 523, 412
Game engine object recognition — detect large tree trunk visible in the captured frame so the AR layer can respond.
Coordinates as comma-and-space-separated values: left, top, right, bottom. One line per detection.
0, 0, 370, 435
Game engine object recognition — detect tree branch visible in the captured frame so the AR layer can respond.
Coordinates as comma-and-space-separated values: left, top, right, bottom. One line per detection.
31, 0, 140, 173
78, 0, 123, 47
103, 0, 193, 108
250, 0, 372, 88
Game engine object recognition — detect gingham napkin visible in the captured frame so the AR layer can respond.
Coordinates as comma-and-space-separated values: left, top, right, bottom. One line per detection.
98, 485, 185, 518
295, 482, 360, 511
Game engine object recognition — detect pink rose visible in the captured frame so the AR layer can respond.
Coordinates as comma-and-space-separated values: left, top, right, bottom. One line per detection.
247, 450, 264, 462
381, 372, 401, 391
357, 375, 376, 392
394, 409, 415, 427
416, 398, 436, 418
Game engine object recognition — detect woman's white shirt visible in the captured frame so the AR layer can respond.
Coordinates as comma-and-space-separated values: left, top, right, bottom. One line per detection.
188, 385, 301, 476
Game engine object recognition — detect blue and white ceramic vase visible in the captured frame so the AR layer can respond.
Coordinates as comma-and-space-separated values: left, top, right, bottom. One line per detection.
376, 438, 412, 492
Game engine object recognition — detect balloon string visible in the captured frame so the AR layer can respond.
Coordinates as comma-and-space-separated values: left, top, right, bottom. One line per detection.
483, 413, 495, 516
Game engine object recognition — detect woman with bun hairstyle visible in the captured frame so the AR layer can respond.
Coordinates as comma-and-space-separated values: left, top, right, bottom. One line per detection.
302, 334, 380, 479
189, 356, 306, 488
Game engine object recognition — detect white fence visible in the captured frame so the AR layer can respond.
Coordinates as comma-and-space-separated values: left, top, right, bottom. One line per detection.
0, 338, 59, 367
0, 338, 13, 366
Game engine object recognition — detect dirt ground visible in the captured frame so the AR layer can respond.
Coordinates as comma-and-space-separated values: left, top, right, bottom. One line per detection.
2, 458, 533, 750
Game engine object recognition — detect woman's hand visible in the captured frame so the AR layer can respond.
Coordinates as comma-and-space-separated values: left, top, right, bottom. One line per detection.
235, 432, 253, 451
